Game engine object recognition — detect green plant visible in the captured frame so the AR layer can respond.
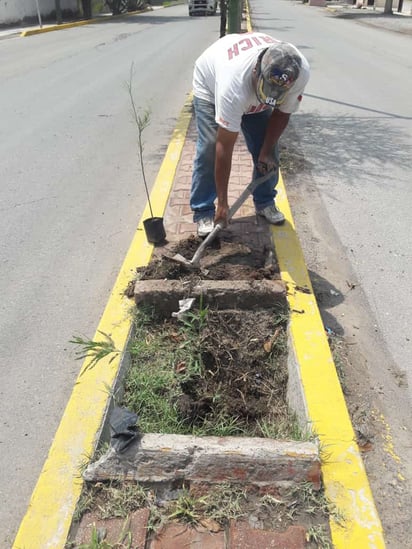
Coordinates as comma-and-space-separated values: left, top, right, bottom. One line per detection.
123, 306, 297, 438
203, 484, 247, 524
77, 525, 111, 548
192, 411, 245, 437
125, 64, 153, 218
256, 414, 312, 441
288, 481, 344, 524
99, 483, 149, 519
167, 491, 205, 524
73, 485, 97, 523
70, 331, 119, 374
306, 525, 332, 548
328, 334, 347, 390
77, 521, 132, 549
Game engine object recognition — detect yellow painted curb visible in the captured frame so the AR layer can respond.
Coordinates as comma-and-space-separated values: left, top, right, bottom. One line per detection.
21, 19, 97, 36
20, 9, 149, 37
12, 95, 193, 549
272, 179, 385, 547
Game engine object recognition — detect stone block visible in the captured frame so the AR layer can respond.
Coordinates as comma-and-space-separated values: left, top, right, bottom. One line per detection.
83, 434, 320, 490
134, 279, 287, 317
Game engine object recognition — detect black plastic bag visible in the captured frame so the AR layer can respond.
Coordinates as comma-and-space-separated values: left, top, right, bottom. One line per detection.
109, 406, 140, 452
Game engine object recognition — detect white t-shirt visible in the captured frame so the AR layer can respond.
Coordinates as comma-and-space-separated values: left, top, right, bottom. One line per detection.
193, 32, 310, 132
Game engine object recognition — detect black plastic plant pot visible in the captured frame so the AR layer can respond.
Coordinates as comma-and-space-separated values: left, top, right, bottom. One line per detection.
143, 217, 166, 245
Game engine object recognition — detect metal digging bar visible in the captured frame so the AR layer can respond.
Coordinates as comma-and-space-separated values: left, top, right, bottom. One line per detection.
172, 171, 273, 268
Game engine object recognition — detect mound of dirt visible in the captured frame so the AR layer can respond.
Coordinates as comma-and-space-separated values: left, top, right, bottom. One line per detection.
136, 235, 280, 282
174, 309, 288, 428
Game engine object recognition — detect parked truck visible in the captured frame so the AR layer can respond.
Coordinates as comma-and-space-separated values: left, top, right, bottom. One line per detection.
188, 0, 217, 16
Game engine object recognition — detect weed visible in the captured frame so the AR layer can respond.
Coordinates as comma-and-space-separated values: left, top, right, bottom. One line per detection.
167, 491, 205, 524
77, 521, 132, 549
122, 306, 299, 438
257, 413, 312, 441
318, 441, 334, 464
70, 331, 119, 374
99, 483, 148, 519
287, 481, 343, 525
328, 334, 347, 390
146, 503, 165, 535
73, 482, 150, 524
77, 443, 111, 477
73, 484, 97, 523
166, 484, 247, 526
203, 484, 247, 524
306, 525, 332, 548
192, 411, 245, 437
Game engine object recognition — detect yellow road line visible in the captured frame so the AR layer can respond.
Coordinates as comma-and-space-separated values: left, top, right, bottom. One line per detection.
13, 95, 193, 549
273, 177, 385, 547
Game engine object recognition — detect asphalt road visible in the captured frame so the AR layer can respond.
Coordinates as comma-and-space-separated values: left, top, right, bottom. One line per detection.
0, 7, 220, 545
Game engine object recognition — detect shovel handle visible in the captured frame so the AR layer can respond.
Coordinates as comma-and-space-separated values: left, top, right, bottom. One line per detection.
227, 171, 273, 221
191, 223, 224, 266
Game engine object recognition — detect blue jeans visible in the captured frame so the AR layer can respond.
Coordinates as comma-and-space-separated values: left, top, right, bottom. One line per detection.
190, 96, 279, 222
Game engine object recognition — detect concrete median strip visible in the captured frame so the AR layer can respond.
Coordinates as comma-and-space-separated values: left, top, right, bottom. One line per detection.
14, 95, 385, 549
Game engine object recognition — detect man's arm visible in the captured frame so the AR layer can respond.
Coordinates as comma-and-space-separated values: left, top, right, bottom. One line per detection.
258, 110, 290, 173
215, 126, 238, 225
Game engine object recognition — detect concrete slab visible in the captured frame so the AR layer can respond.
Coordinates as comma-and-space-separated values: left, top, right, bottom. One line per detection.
134, 278, 287, 316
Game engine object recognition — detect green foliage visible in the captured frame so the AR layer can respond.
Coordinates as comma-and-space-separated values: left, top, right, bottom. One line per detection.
70, 331, 120, 374
125, 64, 153, 217
306, 525, 332, 548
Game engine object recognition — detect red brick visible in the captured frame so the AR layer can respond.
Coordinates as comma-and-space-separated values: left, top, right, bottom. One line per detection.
74, 508, 150, 548
229, 521, 307, 549
148, 522, 225, 549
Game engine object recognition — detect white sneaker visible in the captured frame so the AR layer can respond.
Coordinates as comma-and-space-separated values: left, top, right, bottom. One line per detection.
256, 204, 285, 225
197, 217, 214, 237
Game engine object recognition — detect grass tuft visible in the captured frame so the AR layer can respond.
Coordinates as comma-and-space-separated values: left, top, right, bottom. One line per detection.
70, 331, 119, 374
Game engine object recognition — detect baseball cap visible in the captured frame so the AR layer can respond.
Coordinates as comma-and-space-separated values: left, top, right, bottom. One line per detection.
256, 43, 302, 106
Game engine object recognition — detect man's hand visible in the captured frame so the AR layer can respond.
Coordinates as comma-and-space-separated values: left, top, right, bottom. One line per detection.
215, 204, 229, 227
256, 160, 277, 175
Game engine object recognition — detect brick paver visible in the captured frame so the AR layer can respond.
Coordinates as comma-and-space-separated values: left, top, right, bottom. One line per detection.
229, 521, 307, 549
74, 508, 149, 547
162, 116, 272, 253
148, 522, 225, 548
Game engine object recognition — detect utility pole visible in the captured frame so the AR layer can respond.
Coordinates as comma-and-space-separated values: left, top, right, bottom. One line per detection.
227, 0, 241, 33
219, 0, 227, 37
55, 0, 62, 24
383, 0, 393, 13
81, 0, 92, 18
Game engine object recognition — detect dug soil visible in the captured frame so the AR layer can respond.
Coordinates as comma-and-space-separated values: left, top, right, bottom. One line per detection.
134, 233, 280, 283
122, 306, 290, 437
125, 233, 290, 437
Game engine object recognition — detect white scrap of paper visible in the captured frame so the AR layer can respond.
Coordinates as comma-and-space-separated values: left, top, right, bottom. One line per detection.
171, 298, 196, 320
